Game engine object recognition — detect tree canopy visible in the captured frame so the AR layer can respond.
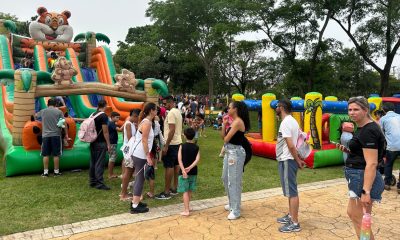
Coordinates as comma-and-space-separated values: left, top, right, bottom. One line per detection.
4, 1, 399, 99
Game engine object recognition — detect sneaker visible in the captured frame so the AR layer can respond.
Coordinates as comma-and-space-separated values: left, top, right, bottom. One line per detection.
96, 185, 111, 190
227, 211, 239, 220
224, 204, 230, 211
154, 192, 171, 200
130, 204, 149, 214
279, 221, 301, 233
41, 173, 49, 177
384, 185, 391, 191
170, 189, 178, 196
54, 172, 62, 177
130, 202, 148, 211
277, 213, 291, 224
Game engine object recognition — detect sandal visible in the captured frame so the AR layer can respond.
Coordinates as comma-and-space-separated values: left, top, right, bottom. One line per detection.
119, 196, 132, 201
146, 192, 154, 199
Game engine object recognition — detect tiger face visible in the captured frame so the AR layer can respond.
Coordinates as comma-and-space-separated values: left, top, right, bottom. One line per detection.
29, 7, 74, 42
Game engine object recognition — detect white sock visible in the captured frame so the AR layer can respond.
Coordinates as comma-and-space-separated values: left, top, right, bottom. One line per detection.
44, 169, 49, 174
54, 169, 59, 174
132, 203, 138, 208
292, 222, 298, 225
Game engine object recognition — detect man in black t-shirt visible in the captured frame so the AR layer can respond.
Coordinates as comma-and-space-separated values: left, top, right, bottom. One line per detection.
89, 100, 111, 190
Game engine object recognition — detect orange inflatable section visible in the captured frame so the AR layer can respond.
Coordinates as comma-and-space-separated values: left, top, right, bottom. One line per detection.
66, 48, 96, 109
90, 47, 143, 115
35, 45, 48, 70
22, 117, 77, 150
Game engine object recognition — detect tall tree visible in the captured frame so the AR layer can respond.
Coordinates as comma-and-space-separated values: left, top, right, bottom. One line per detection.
332, 48, 380, 98
114, 25, 170, 80
329, 0, 400, 96
217, 40, 268, 95
147, 0, 240, 103
114, 43, 169, 80
241, 0, 334, 93
0, 12, 33, 36
114, 25, 206, 93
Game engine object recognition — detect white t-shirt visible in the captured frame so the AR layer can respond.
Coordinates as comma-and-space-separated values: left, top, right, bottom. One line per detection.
178, 101, 184, 111
123, 121, 136, 144
276, 115, 299, 161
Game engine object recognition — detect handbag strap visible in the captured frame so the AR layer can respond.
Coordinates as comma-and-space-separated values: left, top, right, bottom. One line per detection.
90, 111, 104, 119
90, 111, 104, 139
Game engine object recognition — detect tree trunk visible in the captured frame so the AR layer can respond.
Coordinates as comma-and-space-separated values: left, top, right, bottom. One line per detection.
307, 63, 315, 92
205, 63, 214, 106
380, 70, 390, 96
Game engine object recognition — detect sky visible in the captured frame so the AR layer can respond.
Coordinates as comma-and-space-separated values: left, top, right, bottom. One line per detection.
2, 0, 152, 51
2, 0, 399, 75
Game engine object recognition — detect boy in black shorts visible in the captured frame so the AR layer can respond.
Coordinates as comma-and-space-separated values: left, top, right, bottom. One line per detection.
37, 98, 66, 177
178, 128, 200, 216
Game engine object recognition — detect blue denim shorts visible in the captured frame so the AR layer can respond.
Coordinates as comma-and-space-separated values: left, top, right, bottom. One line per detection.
344, 167, 384, 202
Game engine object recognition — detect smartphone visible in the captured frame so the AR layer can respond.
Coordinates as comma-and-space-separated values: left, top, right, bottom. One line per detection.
331, 141, 350, 152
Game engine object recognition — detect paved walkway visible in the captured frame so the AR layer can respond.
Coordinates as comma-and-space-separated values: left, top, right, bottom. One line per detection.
2, 178, 400, 240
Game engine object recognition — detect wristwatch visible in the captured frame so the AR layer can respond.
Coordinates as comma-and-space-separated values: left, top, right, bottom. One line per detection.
361, 189, 370, 195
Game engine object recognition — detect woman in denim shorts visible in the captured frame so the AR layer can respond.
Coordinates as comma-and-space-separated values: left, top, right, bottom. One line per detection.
220, 101, 250, 220
337, 96, 385, 239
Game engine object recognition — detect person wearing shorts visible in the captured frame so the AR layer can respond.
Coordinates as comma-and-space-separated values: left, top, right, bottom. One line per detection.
37, 98, 65, 177
120, 109, 140, 201
107, 112, 121, 179
338, 97, 385, 239
156, 95, 182, 200
177, 128, 200, 216
275, 99, 305, 233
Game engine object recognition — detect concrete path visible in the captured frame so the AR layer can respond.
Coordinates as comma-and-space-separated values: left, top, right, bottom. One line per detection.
2, 178, 399, 240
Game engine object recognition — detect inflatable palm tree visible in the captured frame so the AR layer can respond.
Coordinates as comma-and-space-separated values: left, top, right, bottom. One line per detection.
73, 31, 110, 44
305, 98, 322, 149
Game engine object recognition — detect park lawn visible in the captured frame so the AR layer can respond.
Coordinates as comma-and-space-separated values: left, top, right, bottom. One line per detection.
0, 113, 394, 236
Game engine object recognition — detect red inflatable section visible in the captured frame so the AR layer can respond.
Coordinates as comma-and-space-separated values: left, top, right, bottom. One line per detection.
247, 133, 276, 159
322, 113, 330, 142
382, 97, 400, 103
248, 131, 337, 168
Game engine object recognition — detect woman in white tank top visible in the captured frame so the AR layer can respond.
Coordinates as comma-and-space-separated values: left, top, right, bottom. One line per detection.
120, 109, 140, 201
123, 120, 136, 144
130, 103, 157, 214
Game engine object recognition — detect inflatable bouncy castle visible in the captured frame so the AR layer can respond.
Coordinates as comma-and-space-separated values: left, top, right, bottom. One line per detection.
0, 7, 169, 176
235, 93, 400, 168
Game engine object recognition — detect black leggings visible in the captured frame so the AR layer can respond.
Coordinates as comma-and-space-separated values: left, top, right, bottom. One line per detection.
132, 156, 147, 196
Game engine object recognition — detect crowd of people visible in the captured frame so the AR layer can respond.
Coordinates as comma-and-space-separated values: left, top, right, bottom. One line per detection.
36, 94, 400, 237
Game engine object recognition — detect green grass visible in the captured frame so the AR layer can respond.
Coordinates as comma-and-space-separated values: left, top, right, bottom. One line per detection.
1, 121, 395, 236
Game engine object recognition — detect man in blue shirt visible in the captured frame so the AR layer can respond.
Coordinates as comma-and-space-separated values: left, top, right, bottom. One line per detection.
380, 102, 400, 193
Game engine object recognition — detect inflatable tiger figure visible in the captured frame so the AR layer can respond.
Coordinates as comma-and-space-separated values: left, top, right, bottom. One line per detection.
29, 7, 73, 42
